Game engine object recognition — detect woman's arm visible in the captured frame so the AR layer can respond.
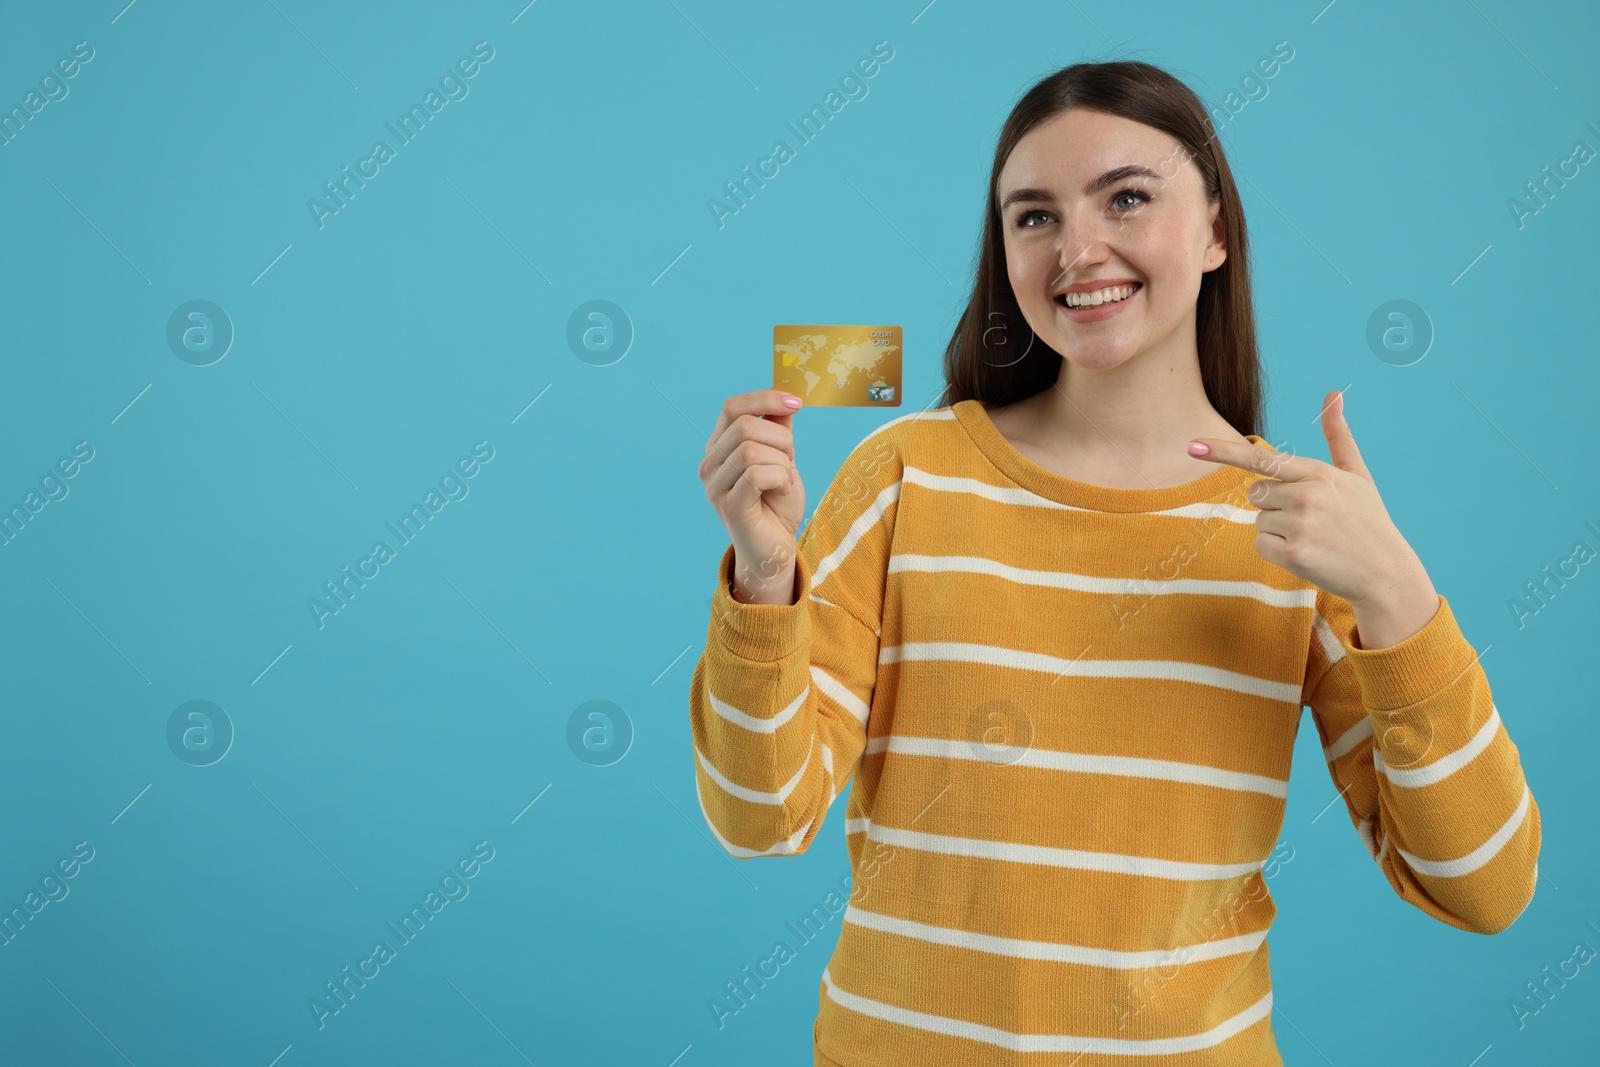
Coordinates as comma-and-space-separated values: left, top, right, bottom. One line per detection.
1304, 587, 1540, 934
1192, 392, 1539, 929
688, 431, 903, 858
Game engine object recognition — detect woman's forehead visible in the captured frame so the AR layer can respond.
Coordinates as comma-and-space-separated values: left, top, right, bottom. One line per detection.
1000, 140, 1197, 204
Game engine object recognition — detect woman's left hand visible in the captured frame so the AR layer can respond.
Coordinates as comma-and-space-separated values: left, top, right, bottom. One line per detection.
1185, 390, 1435, 617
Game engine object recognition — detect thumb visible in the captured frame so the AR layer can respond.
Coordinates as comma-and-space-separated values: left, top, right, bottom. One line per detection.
1321, 390, 1369, 479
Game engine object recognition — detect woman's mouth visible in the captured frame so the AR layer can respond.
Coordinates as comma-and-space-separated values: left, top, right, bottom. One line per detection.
1054, 282, 1142, 322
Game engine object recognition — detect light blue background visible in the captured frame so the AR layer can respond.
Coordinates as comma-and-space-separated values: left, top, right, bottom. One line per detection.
2, 1, 1596, 1064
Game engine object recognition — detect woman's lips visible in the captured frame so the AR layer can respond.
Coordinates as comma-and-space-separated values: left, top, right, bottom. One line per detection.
1055, 282, 1142, 323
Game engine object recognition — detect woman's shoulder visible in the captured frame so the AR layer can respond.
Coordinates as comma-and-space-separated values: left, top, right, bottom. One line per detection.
839, 403, 964, 470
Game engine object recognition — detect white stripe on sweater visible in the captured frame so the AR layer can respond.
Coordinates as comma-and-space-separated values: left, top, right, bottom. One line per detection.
902, 467, 1079, 511
811, 666, 872, 729
707, 665, 869, 735
694, 734, 813, 806
1398, 785, 1531, 878
1323, 717, 1373, 762
1312, 609, 1346, 666
1357, 815, 1377, 859
821, 968, 1272, 1053
901, 466, 1261, 525
708, 683, 808, 734
1375, 705, 1501, 788
812, 481, 902, 589
865, 734, 1289, 798
881, 642, 1303, 703
889, 553, 1315, 607
843, 817, 1268, 881
841, 901, 1268, 967
692, 767, 817, 858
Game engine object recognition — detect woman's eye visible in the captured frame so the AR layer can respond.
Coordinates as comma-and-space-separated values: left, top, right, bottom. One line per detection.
1111, 188, 1152, 212
1016, 192, 1148, 227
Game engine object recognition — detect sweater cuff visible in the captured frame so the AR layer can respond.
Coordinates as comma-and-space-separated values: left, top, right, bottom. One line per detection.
1340, 594, 1478, 711
709, 543, 810, 663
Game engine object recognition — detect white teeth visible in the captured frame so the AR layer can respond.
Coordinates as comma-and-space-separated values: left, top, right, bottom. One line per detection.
1061, 284, 1137, 308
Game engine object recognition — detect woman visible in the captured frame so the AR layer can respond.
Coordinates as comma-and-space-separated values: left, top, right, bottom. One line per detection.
691, 60, 1538, 1066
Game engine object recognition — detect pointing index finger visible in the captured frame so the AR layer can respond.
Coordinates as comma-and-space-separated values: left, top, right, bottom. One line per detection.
1187, 436, 1312, 481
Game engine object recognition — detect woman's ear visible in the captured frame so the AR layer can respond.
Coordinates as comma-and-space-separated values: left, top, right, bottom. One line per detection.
1202, 200, 1228, 273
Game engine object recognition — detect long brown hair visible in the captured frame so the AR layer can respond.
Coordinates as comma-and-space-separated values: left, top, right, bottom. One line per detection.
940, 60, 1266, 440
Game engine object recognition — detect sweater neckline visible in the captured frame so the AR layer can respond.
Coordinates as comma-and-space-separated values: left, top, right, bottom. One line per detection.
952, 398, 1270, 513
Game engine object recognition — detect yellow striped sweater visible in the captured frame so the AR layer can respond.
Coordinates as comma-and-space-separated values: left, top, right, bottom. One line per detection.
689, 399, 1540, 1067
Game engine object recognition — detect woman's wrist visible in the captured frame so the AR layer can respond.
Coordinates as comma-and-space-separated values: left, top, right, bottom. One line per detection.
729, 540, 799, 606
730, 564, 799, 606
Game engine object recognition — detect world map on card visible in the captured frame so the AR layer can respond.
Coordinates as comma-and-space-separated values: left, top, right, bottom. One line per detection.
773, 324, 902, 406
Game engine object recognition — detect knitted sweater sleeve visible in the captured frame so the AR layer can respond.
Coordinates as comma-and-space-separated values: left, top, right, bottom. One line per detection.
1302, 588, 1540, 933
688, 430, 903, 859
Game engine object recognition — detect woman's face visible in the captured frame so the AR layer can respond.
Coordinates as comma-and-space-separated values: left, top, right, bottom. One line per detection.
996, 107, 1226, 374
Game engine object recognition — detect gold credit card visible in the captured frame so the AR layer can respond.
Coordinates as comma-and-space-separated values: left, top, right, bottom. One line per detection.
773, 325, 902, 407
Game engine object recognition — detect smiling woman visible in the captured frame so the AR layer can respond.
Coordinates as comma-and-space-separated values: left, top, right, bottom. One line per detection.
950, 71, 1259, 489
690, 58, 1540, 1067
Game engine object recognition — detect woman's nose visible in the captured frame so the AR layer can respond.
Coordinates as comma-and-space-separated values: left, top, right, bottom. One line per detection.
1054, 236, 1105, 277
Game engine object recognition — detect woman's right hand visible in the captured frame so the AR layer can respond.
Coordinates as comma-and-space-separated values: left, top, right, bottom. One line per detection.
700, 389, 806, 605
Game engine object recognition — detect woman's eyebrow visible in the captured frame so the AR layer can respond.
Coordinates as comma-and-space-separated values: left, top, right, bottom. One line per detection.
1084, 163, 1162, 194
998, 163, 1163, 209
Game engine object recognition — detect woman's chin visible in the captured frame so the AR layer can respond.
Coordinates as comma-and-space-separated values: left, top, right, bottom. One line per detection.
1048, 336, 1142, 372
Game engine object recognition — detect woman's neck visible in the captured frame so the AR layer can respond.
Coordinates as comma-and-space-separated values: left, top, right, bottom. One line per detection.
986, 347, 1249, 490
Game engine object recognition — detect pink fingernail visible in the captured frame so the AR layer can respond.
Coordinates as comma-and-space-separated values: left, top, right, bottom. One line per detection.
1188, 441, 1210, 456
782, 395, 803, 409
